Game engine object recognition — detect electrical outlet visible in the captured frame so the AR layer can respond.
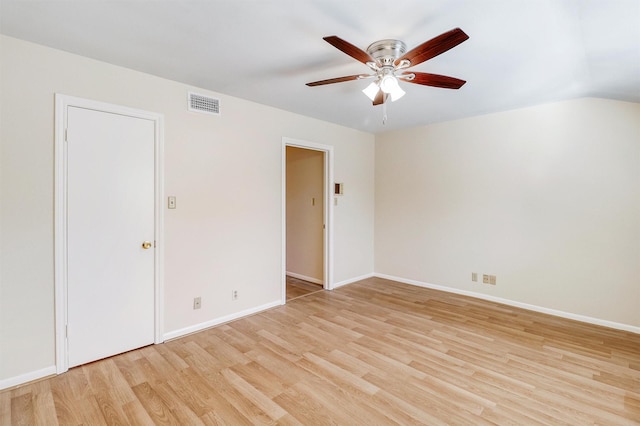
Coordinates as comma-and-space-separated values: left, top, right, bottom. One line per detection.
489, 275, 497, 285
472, 272, 478, 282
232, 290, 238, 300
193, 297, 201, 309
483, 274, 489, 284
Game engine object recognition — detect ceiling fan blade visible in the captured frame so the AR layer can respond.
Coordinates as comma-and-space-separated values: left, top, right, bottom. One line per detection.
323, 36, 375, 65
396, 28, 469, 67
306, 74, 364, 86
373, 91, 388, 106
404, 72, 466, 89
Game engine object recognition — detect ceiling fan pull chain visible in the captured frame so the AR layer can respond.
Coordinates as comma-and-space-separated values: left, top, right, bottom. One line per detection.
382, 102, 388, 125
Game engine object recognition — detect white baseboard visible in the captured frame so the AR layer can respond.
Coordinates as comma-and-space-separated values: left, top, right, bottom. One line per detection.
0, 365, 56, 391
8, 273, 634, 391
2, 301, 282, 390
286, 271, 323, 285
333, 273, 375, 289
374, 273, 640, 335
163, 300, 282, 341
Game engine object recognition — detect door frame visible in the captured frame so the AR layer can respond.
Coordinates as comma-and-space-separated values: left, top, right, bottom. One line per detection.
282, 137, 334, 303
54, 94, 165, 374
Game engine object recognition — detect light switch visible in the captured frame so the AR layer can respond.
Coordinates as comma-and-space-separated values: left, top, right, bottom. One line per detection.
168, 196, 177, 209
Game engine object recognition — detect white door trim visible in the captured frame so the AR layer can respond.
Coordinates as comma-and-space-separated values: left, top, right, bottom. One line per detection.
54, 94, 165, 374
282, 137, 334, 303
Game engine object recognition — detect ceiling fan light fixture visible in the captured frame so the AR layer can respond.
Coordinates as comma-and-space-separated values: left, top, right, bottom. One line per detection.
379, 74, 398, 94
389, 85, 406, 102
362, 81, 380, 101
379, 74, 405, 102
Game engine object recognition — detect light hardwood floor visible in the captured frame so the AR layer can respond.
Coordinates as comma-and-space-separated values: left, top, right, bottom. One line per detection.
2, 277, 639, 425
286, 276, 323, 301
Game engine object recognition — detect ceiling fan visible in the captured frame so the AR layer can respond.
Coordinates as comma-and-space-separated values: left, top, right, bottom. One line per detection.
306, 28, 469, 105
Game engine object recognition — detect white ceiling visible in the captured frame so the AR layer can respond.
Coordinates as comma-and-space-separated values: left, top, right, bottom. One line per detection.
1, 0, 639, 133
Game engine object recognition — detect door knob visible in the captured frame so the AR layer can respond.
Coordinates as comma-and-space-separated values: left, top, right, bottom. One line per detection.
141, 241, 152, 249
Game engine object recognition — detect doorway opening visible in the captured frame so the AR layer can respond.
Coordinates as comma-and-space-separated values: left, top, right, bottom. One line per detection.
282, 138, 334, 303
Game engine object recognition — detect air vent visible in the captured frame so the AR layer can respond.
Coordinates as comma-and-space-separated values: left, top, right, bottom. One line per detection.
188, 92, 220, 115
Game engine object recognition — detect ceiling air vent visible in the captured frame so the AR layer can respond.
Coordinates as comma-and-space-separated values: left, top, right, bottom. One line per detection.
188, 92, 220, 115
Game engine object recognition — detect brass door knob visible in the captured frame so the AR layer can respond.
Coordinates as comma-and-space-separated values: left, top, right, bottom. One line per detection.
141, 241, 152, 249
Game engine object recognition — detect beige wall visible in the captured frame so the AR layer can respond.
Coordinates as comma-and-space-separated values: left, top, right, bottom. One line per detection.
286, 147, 324, 283
375, 98, 640, 328
0, 35, 375, 384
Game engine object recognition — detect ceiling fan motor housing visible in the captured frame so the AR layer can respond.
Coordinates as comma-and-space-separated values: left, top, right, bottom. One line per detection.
366, 39, 407, 66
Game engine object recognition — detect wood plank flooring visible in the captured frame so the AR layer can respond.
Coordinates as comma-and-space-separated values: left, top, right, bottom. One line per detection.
285, 276, 323, 301
2, 277, 639, 425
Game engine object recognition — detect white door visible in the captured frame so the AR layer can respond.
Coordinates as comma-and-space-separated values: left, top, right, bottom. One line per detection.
66, 106, 155, 367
